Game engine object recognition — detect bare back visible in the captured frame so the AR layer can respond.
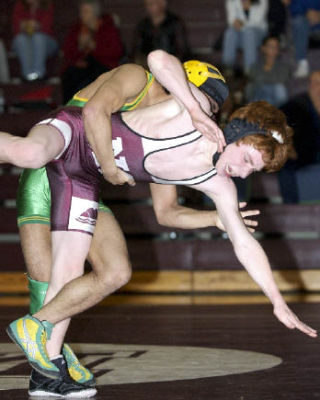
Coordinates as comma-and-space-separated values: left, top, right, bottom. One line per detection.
75, 66, 169, 109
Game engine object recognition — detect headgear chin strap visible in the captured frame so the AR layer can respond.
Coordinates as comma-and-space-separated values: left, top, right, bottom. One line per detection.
212, 118, 283, 165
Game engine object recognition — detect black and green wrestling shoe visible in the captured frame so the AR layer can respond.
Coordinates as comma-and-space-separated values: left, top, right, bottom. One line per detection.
28, 356, 97, 398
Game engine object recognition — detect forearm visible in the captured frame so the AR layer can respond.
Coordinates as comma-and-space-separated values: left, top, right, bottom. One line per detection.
83, 108, 115, 174
147, 50, 200, 113
234, 238, 285, 306
157, 205, 218, 229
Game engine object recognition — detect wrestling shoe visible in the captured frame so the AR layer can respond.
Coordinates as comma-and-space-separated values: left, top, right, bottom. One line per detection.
29, 356, 97, 398
6, 314, 59, 379
63, 343, 95, 387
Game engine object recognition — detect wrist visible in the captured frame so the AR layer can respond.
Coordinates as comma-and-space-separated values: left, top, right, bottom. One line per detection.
212, 211, 218, 227
101, 162, 117, 174
187, 101, 202, 116
270, 292, 286, 308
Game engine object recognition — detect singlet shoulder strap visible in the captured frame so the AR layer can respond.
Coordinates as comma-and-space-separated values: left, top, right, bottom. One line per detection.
151, 168, 217, 186
66, 92, 89, 107
121, 71, 155, 112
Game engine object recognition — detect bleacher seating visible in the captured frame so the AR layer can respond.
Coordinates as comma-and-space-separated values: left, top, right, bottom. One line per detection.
1, 166, 320, 306
1, 0, 320, 307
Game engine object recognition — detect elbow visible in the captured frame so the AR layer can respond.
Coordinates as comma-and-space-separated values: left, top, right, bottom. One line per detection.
147, 50, 169, 72
155, 209, 173, 227
155, 210, 167, 227
83, 103, 99, 122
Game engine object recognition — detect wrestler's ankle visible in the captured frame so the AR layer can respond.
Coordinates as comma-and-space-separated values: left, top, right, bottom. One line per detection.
33, 311, 55, 325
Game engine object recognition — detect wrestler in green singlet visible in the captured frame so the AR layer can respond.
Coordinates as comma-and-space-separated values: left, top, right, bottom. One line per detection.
17, 70, 155, 227
17, 70, 154, 314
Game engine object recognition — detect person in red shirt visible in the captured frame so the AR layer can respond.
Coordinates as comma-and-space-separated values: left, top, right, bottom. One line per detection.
12, 0, 58, 81
61, 0, 124, 103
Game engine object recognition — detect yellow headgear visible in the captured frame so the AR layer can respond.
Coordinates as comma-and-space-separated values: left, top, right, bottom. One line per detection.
183, 60, 228, 107
183, 60, 226, 87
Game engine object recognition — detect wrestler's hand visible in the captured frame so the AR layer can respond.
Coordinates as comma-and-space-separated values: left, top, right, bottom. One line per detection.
239, 202, 260, 233
103, 166, 136, 186
189, 105, 226, 153
215, 202, 259, 233
273, 302, 317, 338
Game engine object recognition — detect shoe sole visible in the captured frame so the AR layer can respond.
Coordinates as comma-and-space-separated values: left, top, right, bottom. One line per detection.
28, 388, 97, 398
6, 325, 60, 380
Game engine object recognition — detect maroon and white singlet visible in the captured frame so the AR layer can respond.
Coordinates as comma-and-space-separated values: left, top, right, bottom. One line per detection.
38, 106, 216, 234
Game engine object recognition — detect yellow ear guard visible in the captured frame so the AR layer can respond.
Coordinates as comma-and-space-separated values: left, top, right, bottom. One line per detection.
183, 60, 229, 108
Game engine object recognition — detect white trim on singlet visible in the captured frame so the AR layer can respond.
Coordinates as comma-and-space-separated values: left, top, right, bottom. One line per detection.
152, 168, 217, 185
37, 118, 72, 159
119, 113, 217, 186
141, 132, 217, 186
141, 131, 202, 154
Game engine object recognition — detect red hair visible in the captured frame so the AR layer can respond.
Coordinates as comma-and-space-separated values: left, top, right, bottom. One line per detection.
229, 101, 295, 172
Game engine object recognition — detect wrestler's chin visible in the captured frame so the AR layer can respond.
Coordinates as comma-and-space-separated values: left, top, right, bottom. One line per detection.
216, 162, 231, 178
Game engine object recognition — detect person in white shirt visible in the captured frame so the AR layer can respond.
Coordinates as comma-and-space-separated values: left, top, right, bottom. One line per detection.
222, 0, 268, 74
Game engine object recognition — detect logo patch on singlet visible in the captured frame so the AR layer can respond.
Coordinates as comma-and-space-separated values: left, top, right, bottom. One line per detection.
68, 197, 98, 234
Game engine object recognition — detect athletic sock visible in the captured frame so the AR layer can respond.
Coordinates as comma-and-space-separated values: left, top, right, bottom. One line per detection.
50, 355, 63, 361
27, 274, 49, 314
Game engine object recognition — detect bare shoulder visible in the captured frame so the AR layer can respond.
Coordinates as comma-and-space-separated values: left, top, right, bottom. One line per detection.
114, 64, 147, 82
194, 174, 236, 199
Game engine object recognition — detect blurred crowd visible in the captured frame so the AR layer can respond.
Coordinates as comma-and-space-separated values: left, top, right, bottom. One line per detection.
0, 0, 320, 203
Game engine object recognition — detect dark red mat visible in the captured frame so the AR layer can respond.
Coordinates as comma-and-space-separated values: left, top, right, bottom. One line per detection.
0, 304, 319, 400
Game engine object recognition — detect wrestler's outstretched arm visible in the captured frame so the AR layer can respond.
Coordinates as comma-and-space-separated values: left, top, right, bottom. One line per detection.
150, 183, 259, 233
197, 176, 317, 338
147, 50, 226, 152
208, 178, 316, 337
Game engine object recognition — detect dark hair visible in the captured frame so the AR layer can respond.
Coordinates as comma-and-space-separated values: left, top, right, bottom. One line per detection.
261, 35, 280, 46
21, 0, 51, 9
79, 0, 102, 17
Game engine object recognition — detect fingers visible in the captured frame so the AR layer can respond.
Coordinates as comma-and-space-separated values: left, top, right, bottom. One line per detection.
104, 169, 136, 186
242, 210, 260, 217
239, 202, 247, 209
199, 122, 226, 153
243, 218, 258, 227
127, 178, 136, 187
289, 314, 317, 337
276, 308, 318, 338
217, 128, 226, 148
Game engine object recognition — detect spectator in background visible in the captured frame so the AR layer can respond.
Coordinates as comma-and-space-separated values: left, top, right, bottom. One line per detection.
12, 0, 58, 81
133, 0, 190, 67
268, 0, 287, 41
61, 0, 123, 103
222, 0, 268, 75
278, 70, 320, 202
282, 0, 320, 78
245, 35, 290, 107
0, 39, 9, 83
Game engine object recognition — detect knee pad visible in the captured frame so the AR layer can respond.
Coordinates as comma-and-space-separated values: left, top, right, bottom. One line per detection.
27, 275, 49, 314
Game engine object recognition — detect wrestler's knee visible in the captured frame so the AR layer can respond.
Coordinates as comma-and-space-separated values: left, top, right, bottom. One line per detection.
92, 256, 132, 292
112, 259, 132, 289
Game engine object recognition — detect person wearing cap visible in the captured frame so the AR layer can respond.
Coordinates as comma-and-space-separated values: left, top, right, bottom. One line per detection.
2, 51, 318, 393
4, 51, 244, 395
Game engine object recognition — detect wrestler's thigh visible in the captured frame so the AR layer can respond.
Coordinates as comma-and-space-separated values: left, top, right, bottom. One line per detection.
19, 223, 52, 282
88, 211, 131, 274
